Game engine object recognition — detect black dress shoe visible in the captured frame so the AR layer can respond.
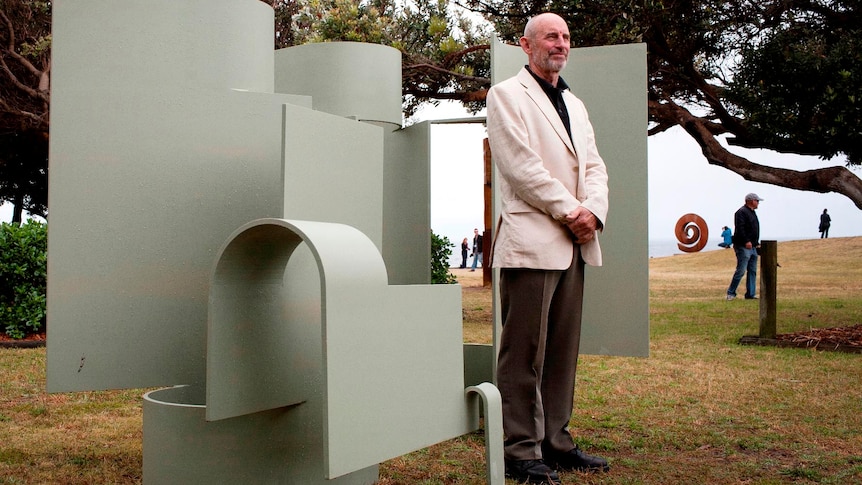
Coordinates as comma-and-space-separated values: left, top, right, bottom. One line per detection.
544, 446, 610, 472
505, 459, 561, 484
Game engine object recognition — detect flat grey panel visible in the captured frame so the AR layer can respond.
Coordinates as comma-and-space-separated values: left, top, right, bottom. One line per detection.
292, 220, 473, 478
382, 122, 432, 285
491, 39, 649, 357
282, 104, 384, 250
47, 0, 291, 392
464, 343, 495, 387
275, 42, 403, 125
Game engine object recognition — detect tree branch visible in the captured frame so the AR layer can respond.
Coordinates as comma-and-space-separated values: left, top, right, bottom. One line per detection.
0, 8, 14, 51
0, 9, 50, 104
0, 102, 46, 128
403, 62, 489, 84
652, 99, 862, 209
0, 55, 48, 104
404, 88, 488, 103
441, 44, 490, 67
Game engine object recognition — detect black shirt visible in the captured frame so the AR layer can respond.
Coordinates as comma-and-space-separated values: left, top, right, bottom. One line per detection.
526, 65, 572, 141
732, 205, 760, 247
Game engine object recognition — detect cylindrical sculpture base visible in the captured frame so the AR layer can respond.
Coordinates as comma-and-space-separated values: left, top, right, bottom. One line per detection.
143, 386, 378, 484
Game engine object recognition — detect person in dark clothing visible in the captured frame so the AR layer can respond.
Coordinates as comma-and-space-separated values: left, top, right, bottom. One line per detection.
470, 228, 483, 272
727, 193, 763, 300
819, 209, 831, 238
460, 237, 469, 268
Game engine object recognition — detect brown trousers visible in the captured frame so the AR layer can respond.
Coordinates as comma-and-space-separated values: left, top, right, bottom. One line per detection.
497, 250, 585, 460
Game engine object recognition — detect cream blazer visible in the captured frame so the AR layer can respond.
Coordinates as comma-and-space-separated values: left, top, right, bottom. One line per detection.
487, 67, 609, 269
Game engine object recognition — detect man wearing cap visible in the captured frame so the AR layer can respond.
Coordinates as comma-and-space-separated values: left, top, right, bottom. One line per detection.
727, 193, 763, 300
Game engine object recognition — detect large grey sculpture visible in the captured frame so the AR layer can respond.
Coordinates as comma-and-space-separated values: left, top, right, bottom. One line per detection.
47, 0, 647, 483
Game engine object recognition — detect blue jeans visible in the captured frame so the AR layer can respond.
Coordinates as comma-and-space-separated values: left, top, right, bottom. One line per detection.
471, 252, 483, 270
727, 246, 758, 298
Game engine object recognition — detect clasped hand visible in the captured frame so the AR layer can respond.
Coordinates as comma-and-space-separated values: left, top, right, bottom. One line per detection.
564, 207, 597, 243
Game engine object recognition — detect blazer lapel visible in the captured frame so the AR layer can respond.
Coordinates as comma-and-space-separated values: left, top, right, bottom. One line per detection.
517, 68, 577, 157
562, 92, 586, 162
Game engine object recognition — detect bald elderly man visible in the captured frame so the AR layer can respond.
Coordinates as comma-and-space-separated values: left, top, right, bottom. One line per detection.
487, 12, 610, 485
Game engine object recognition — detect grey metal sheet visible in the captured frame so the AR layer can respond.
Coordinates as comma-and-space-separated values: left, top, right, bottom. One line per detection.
275, 42, 403, 125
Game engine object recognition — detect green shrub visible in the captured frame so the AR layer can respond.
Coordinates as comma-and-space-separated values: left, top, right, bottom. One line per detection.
431, 230, 457, 284
0, 221, 47, 338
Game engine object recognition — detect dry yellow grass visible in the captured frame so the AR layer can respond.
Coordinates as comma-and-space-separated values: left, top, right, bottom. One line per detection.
450, 267, 493, 344
650, 236, 862, 301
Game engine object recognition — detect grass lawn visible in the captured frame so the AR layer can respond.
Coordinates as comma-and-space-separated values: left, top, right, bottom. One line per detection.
2, 237, 861, 484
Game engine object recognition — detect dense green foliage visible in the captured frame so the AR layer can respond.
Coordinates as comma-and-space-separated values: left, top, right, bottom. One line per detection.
728, 19, 862, 164
431, 230, 457, 284
0, 221, 47, 338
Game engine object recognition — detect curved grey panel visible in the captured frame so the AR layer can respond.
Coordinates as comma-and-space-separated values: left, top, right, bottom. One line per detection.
143, 386, 379, 484
274, 42, 402, 125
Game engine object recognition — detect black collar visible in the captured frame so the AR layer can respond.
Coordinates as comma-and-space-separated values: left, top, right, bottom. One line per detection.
526, 65, 570, 94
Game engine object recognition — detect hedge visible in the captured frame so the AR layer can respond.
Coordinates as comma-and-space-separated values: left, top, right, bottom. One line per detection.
431, 230, 457, 284
0, 220, 47, 339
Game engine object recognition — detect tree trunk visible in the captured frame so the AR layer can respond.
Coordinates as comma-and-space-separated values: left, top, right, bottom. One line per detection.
11, 193, 23, 224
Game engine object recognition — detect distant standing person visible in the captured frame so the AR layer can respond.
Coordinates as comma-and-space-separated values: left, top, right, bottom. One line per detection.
470, 228, 483, 272
819, 209, 831, 238
460, 237, 469, 268
718, 226, 732, 248
727, 193, 763, 301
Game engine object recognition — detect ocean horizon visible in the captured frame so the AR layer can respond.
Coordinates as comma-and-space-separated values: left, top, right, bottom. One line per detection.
448, 237, 808, 267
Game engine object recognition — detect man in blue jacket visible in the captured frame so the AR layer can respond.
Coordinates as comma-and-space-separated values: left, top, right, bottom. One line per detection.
727, 193, 763, 300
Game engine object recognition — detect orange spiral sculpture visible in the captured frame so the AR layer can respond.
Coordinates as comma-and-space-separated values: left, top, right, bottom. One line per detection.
675, 213, 709, 253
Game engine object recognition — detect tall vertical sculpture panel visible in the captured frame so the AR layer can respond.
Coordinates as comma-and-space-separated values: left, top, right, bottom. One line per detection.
48, 0, 295, 391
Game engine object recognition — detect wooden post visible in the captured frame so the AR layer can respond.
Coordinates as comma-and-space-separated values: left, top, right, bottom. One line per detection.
759, 240, 778, 339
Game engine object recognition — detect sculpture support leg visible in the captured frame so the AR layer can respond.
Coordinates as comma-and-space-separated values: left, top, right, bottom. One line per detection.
466, 382, 504, 485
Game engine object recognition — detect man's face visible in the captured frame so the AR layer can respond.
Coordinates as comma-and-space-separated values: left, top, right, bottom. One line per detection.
521, 15, 571, 76
747, 199, 760, 209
